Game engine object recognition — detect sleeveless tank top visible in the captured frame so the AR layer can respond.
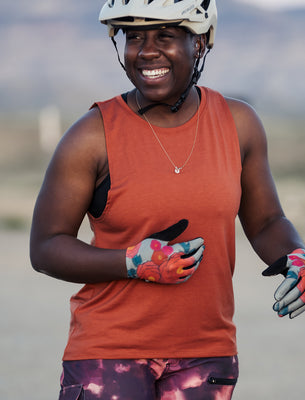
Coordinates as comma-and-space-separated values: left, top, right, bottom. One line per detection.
63, 87, 242, 360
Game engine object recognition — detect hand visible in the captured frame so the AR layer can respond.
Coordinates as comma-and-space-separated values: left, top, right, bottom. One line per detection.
262, 248, 305, 318
126, 219, 204, 284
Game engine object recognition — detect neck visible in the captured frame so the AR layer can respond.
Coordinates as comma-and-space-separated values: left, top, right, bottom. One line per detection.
130, 87, 200, 128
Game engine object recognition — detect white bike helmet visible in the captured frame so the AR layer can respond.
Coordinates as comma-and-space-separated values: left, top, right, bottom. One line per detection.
99, 0, 217, 49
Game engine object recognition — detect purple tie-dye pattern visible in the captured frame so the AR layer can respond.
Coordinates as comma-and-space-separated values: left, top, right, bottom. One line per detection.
86, 383, 104, 396
59, 356, 238, 400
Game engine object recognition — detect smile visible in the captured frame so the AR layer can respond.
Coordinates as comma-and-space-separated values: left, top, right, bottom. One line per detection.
141, 68, 170, 79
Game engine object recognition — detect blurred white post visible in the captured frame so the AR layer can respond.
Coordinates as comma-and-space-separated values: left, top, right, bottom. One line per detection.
38, 105, 61, 153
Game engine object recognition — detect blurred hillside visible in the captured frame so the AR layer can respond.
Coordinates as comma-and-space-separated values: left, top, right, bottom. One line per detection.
1, 0, 305, 116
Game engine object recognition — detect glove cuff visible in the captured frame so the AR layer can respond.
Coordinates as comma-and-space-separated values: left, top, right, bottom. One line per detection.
126, 244, 142, 279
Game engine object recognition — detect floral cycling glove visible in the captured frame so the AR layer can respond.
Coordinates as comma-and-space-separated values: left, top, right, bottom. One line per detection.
263, 248, 305, 318
126, 219, 204, 284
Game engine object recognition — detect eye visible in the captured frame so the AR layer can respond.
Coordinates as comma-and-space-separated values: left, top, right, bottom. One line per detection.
157, 30, 175, 41
125, 31, 143, 41
159, 32, 174, 39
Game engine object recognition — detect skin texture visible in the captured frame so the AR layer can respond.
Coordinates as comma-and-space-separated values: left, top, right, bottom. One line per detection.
30, 27, 304, 283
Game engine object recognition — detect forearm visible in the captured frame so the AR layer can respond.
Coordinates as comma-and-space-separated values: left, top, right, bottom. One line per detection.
30, 234, 127, 284
249, 216, 304, 265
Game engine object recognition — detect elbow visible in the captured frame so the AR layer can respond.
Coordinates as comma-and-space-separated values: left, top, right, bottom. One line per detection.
30, 232, 66, 279
30, 244, 45, 274
29, 235, 51, 275
30, 251, 54, 278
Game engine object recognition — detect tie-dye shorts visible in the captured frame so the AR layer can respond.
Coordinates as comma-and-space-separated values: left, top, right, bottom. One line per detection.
59, 356, 238, 400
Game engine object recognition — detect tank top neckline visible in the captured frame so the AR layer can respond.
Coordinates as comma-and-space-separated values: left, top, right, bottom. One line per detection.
117, 86, 208, 132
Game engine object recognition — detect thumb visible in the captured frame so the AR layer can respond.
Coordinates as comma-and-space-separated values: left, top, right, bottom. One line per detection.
149, 219, 189, 242
262, 255, 289, 277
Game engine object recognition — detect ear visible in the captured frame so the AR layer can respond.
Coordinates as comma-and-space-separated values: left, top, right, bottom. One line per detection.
194, 34, 206, 59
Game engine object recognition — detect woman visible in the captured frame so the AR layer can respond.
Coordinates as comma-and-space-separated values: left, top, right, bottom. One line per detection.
30, 0, 305, 399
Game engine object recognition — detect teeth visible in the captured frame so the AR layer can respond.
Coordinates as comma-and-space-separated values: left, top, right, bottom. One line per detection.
142, 68, 169, 78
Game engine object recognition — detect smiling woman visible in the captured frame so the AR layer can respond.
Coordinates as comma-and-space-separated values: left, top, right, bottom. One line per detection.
30, 0, 305, 399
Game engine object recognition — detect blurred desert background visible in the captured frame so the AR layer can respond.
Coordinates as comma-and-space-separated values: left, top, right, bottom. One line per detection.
1, 0, 304, 399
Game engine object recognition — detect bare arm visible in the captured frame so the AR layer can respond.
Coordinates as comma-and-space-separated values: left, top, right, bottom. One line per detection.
30, 107, 127, 283
226, 98, 304, 265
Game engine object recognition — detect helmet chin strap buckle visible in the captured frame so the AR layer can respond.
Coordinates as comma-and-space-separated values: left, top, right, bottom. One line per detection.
171, 105, 180, 113
170, 95, 187, 113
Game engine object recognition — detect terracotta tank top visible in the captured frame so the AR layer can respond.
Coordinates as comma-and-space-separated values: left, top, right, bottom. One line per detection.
63, 87, 242, 360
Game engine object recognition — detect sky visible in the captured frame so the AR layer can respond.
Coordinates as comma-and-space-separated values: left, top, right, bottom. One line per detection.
237, 0, 305, 9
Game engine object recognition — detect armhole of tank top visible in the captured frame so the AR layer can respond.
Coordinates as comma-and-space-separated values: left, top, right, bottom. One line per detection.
88, 173, 111, 218
87, 102, 112, 219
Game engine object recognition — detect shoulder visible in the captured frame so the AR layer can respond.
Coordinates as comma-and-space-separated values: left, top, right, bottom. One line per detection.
202, 87, 263, 130
65, 106, 104, 144
224, 97, 262, 126
60, 106, 104, 156
49, 106, 108, 181
224, 97, 267, 163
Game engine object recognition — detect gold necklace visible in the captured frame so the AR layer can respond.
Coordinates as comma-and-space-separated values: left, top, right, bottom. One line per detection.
135, 91, 200, 174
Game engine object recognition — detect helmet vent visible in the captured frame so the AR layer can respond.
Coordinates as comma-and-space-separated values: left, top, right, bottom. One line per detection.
196, 0, 210, 14
202, 0, 210, 10
115, 16, 135, 22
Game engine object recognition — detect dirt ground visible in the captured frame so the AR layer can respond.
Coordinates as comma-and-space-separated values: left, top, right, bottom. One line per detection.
0, 177, 304, 400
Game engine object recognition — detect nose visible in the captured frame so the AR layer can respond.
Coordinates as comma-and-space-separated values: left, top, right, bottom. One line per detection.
138, 36, 160, 59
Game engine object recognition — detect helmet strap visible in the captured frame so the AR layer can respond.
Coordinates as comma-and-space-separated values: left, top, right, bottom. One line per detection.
111, 36, 126, 71
170, 46, 210, 113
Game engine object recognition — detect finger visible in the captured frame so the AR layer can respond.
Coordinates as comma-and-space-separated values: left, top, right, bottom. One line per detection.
178, 258, 202, 283
275, 297, 304, 318
273, 286, 302, 311
177, 274, 192, 284
177, 251, 203, 283
187, 256, 203, 273
181, 246, 204, 269
179, 237, 204, 257
290, 303, 305, 319
262, 255, 288, 277
274, 276, 299, 301
149, 219, 188, 241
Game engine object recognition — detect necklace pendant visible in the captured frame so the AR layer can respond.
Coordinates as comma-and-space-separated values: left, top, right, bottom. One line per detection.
175, 167, 182, 174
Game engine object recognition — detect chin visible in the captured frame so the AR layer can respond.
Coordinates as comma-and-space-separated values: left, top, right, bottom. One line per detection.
137, 87, 179, 105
